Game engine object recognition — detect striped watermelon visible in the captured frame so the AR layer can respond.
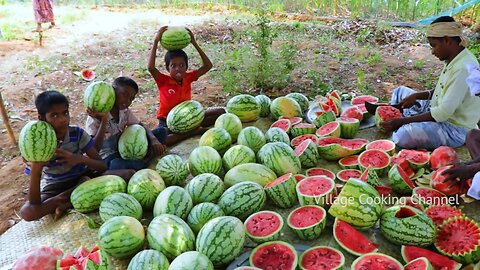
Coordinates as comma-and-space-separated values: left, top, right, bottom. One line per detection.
290, 134, 319, 148
185, 173, 224, 204
214, 113, 243, 142
287, 205, 327, 240
153, 186, 193, 219
155, 154, 189, 186
224, 163, 277, 187
19, 120, 57, 162
127, 168, 165, 209
264, 173, 298, 208
71, 175, 127, 213
83, 81, 115, 113
294, 139, 319, 168
290, 123, 316, 137
265, 127, 290, 144
255, 94, 272, 117
317, 137, 368, 160
315, 121, 341, 138
218, 182, 266, 220
270, 97, 302, 119
333, 218, 378, 256
160, 26, 191, 50
226, 94, 260, 122
258, 142, 301, 176
167, 100, 205, 133
188, 146, 222, 176
286, 93, 309, 112
352, 253, 403, 270
237, 126, 266, 153
244, 211, 284, 243
271, 118, 292, 133
388, 164, 416, 194
168, 251, 214, 270
99, 193, 143, 222
336, 116, 360, 139
358, 149, 391, 176
250, 241, 298, 270
401, 245, 462, 270
98, 216, 144, 258
299, 246, 345, 270
199, 127, 232, 155
186, 202, 225, 234
118, 124, 148, 160
147, 214, 195, 260
313, 111, 336, 128
338, 155, 359, 169
196, 216, 245, 267
127, 249, 169, 270
222, 145, 256, 171
296, 176, 336, 206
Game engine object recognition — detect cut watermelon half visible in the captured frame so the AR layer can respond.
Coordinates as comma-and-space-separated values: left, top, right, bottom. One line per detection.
305, 168, 335, 180
264, 173, 298, 208
341, 106, 363, 122
299, 246, 345, 270
249, 241, 298, 270
280, 116, 303, 125
351, 253, 403, 270
413, 187, 448, 206
396, 196, 425, 211
333, 219, 378, 256
351, 95, 379, 106
398, 149, 430, 170
315, 121, 341, 138
291, 134, 319, 148
336, 169, 362, 182
404, 257, 434, 270
425, 205, 463, 227
271, 119, 292, 133
244, 210, 284, 243
401, 245, 462, 270
287, 205, 327, 240
338, 155, 359, 169
296, 176, 336, 206
388, 163, 416, 194
80, 69, 95, 81
358, 149, 391, 176
366, 139, 396, 155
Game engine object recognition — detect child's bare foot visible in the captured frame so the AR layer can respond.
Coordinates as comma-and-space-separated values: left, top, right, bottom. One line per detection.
54, 202, 71, 221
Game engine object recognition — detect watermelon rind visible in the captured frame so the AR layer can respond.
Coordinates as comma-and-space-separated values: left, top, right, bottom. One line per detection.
404, 257, 434, 270
198, 127, 232, 155
118, 124, 148, 160
127, 249, 170, 270
299, 246, 345, 270
98, 216, 145, 259
317, 138, 367, 160
291, 134, 319, 148
223, 163, 277, 188
264, 173, 298, 208
388, 164, 415, 194
401, 245, 462, 270
313, 111, 336, 128
336, 117, 360, 139
315, 121, 341, 138
296, 176, 336, 207
186, 202, 224, 235
19, 120, 57, 162
360, 165, 381, 187
160, 26, 191, 50
188, 146, 223, 176
351, 253, 403, 270
217, 182, 266, 220
333, 218, 378, 256
83, 81, 116, 113
237, 126, 266, 153
286, 92, 309, 112
249, 241, 298, 270
168, 251, 214, 270
127, 168, 165, 209
287, 205, 327, 240
290, 123, 316, 138
222, 145, 256, 171
214, 112, 243, 142
244, 210, 284, 243
99, 193, 143, 222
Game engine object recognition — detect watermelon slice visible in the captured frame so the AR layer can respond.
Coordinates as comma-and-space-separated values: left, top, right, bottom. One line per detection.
338, 155, 359, 169
336, 169, 362, 182
401, 245, 462, 270
299, 246, 345, 270
341, 106, 363, 122
313, 110, 336, 128
359, 165, 381, 186
351, 253, 403, 270
351, 95, 379, 106
291, 134, 319, 148
358, 149, 391, 176
315, 121, 341, 138
375, 186, 393, 197
333, 219, 378, 256
287, 205, 327, 240
388, 163, 416, 194
413, 187, 448, 206
244, 211, 283, 243
431, 165, 465, 195
366, 139, 396, 156
81, 69, 95, 81
305, 168, 335, 180
280, 116, 303, 125
329, 90, 342, 101
397, 149, 430, 171
56, 246, 108, 270
405, 257, 434, 270
296, 176, 336, 207
424, 205, 463, 227
430, 146, 459, 170
271, 119, 292, 133
250, 241, 297, 270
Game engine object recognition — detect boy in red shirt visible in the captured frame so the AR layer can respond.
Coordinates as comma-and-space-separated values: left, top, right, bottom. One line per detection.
148, 26, 225, 145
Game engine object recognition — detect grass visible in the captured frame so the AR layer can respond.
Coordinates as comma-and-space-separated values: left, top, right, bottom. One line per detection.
59, 10, 88, 24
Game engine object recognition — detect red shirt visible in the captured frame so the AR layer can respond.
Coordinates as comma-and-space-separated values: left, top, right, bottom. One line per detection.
155, 70, 198, 119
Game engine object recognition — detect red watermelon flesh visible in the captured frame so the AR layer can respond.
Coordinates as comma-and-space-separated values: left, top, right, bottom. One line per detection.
375, 186, 393, 197
341, 106, 363, 121
250, 241, 297, 270
305, 168, 335, 179
401, 246, 462, 270
12, 247, 63, 270
291, 134, 319, 148
333, 219, 378, 256
295, 139, 312, 156
317, 138, 368, 150
395, 163, 416, 189
352, 253, 403, 270
355, 104, 368, 114
435, 216, 480, 262
280, 116, 303, 125
413, 187, 448, 206
300, 247, 345, 270
271, 119, 292, 132
367, 140, 396, 153
391, 156, 415, 177
245, 211, 283, 237
316, 121, 340, 137
57, 246, 105, 270
298, 176, 334, 196
404, 257, 432, 270
338, 155, 359, 167
430, 146, 459, 170
265, 173, 293, 189
294, 174, 306, 182
337, 116, 358, 123
351, 95, 379, 105
288, 206, 325, 228
359, 149, 390, 169
431, 166, 465, 195
376, 105, 402, 121
81, 69, 95, 81
330, 90, 342, 101
337, 169, 362, 182
425, 205, 463, 227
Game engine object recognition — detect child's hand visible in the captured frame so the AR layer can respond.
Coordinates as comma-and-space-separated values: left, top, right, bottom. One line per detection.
55, 149, 84, 166
151, 141, 166, 157
186, 28, 197, 45
155, 26, 168, 43
87, 108, 109, 121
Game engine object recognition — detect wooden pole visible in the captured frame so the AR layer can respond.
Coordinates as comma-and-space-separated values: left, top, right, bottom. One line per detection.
0, 92, 17, 145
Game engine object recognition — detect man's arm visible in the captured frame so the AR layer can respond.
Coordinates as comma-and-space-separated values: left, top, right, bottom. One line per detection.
27, 162, 46, 204
148, 26, 168, 82
186, 28, 212, 79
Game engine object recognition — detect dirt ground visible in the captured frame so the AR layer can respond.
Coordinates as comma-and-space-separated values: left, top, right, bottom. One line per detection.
0, 5, 451, 234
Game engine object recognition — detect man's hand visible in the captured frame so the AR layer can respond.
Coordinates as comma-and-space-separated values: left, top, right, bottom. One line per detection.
155, 26, 168, 43
399, 94, 418, 108
87, 108, 108, 121
55, 149, 84, 166
380, 118, 404, 132
442, 163, 477, 190
186, 28, 197, 45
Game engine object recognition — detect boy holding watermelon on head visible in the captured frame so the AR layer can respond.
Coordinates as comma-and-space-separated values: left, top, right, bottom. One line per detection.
148, 26, 225, 145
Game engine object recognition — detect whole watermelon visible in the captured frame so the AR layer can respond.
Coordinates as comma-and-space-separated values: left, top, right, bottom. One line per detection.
188, 146, 222, 176
226, 94, 260, 123
255, 95, 271, 117
127, 249, 169, 270
169, 251, 214, 270
19, 120, 57, 162
99, 192, 143, 222
198, 127, 232, 155
118, 124, 148, 160
167, 100, 205, 133
98, 216, 145, 259
155, 154, 189, 186
83, 81, 116, 113
153, 186, 193, 220
185, 173, 224, 204
270, 97, 302, 119
187, 202, 225, 234
127, 169, 165, 209
214, 113, 243, 142
160, 26, 191, 50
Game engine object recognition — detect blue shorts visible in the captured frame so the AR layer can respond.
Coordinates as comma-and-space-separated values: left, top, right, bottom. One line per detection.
152, 118, 168, 143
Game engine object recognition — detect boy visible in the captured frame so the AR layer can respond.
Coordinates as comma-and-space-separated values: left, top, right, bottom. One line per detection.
86, 76, 166, 170
380, 16, 480, 150
20, 91, 109, 221
148, 26, 225, 146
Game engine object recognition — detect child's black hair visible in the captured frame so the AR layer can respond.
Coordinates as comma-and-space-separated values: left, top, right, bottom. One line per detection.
430, 16, 462, 44
35, 90, 69, 118
113, 76, 139, 93
164, 50, 188, 71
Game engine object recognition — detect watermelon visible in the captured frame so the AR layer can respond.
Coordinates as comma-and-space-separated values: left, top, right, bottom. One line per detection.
328, 178, 382, 229
80, 68, 95, 81
430, 146, 459, 170
83, 81, 115, 113
244, 211, 284, 243
264, 173, 298, 208
329, 90, 342, 101
375, 105, 402, 132
118, 124, 148, 160
99, 193, 143, 222
413, 187, 448, 206
319, 96, 341, 116
295, 174, 306, 182
249, 241, 298, 270
431, 165, 464, 195
169, 251, 214, 270
366, 139, 396, 156
160, 26, 191, 50
405, 257, 434, 270
280, 116, 303, 125
234, 267, 262, 270
380, 206, 436, 246
290, 123, 316, 137
98, 216, 144, 259
186, 202, 224, 234
424, 204, 463, 227
222, 145, 256, 171
214, 113, 243, 142
258, 142, 301, 175
13, 247, 63, 270
71, 175, 127, 213
188, 146, 222, 176
317, 137, 368, 160
398, 149, 430, 171
315, 121, 341, 138
271, 118, 292, 133
294, 139, 319, 168
185, 173, 224, 204
155, 154, 189, 186
336, 116, 359, 138
127, 168, 165, 209
153, 186, 193, 219
341, 106, 363, 122
167, 100, 205, 133
56, 246, 108, 270
333, 218, 378, 256
299, 246, 345, 270
351, 95, 379, 105
351, 253, 403, 270
217, 182, 266, 220
147, 214, 195, 260
237, 126, 266, 153
296, 176, 336, 206
265, 127, 290, 144
313, 111, 336, 128
291, 134, 319, 148
287, 205, 326, 240
196, 216, 245, 267
336, 169, 362, 182
388, 163, 416, 194
127, 249, 169, 270
358, 149, 391, 176
226, 94, 260, 122
401, 246, 462, 270
199, 127, 232, 155
223, 162, 277, 187
255, 94, 272, 117
19, 120, 57, 162
270, 97, 302, 119
395, 196, 425, 211
338, 155, 359, 169
305, 167, 335, 180
391, 155, 416, 178
286, 92, 309, 112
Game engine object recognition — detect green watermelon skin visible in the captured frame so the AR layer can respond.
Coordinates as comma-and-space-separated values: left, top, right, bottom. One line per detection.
147, 214, 195, 260
313, 111, 336, 128
199, 127, 232, 155
118, 124, 148, 160
188, 146, 223, 176
265, 127, 290, 144
153, 186, 193, 220
218, 182, 266, 220
214, 113, 243, 142
222, 145, 256, 171
264, 173, 298, 208
71, 175, 127, 213
127, 168, 165, 209
295, 139, 320, 168
255, 94, 272, 117
287, 205, 327, 240
168, 251, 214, 270
160, 26, 191, 50
99, 193, 143, 222
388, 164, 414, 194
290, 123, 316, 138
404, 257, 434, 270
83, 81, 116, 113
270, 97, 302, 119
185, 173, 224, 204
196, 216, 245, 267
155, 154, 189, 186
223, 163, 277, 187
337, 117, 360, 139
98, 216, 145, 259
19, 120, 57, 162
167, 100, 205, 133
226, 94, 260, 123
237, 126, 266, 153
127, 249, 170, 270
186, 202, 225, 234
286, 93, 309, 112
258, 142, 301, 176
